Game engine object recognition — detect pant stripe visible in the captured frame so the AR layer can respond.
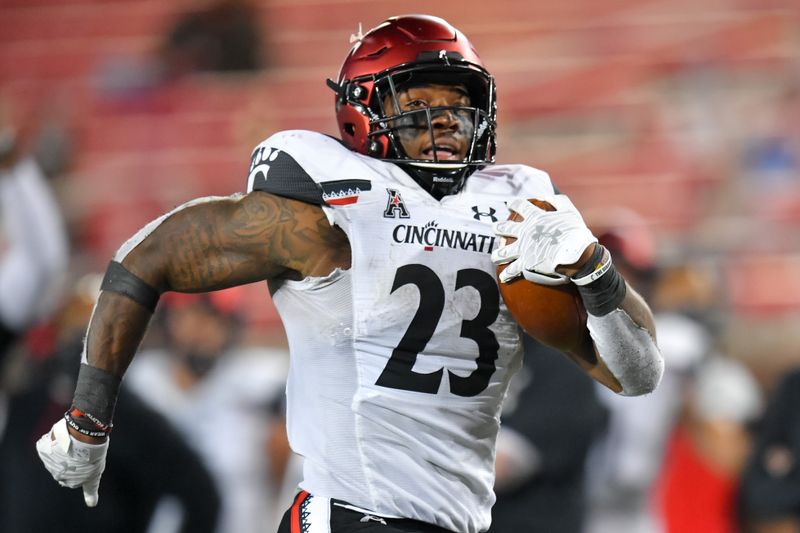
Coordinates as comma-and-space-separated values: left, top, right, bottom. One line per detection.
290, 490, 310, 533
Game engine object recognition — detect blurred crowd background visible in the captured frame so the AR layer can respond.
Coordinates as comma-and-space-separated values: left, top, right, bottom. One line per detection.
1, 0, 799, 532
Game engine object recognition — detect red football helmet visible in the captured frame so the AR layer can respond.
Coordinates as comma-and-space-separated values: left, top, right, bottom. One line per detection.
328, 15, 496, 197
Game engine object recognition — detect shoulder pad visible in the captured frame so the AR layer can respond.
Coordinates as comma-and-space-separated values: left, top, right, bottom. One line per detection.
467, 164, 559, 197
246, 130, 373, 206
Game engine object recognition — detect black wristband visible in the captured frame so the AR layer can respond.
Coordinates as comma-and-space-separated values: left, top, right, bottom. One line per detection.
572, 245, 607, 281
65, 409, 109, 438
101, 260, 160, 312
573, 247, 627, 316
72, 363, 121, 430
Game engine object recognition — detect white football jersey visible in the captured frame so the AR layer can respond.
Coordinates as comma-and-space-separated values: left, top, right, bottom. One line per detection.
246, 130, 557, 533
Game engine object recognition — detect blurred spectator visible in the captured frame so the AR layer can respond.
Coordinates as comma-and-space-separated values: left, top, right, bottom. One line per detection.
0, 274, 221, 533
0, 93, 71, 464
0, 111, 69, 357
733, 83, 800, 242
160, 0, 265, 77
741, 85, 800, 195
739, 367, 800, 533
126, 288, 294, 533
489, 335, 607, 533
583, 208, 709, 533
651, 261, 721, 327
95, 0, 266, 101
657, 355, 763, 533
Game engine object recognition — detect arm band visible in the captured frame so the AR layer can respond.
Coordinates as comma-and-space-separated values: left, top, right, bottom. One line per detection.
65, 408, 110, 439
571, 245, 626, 316
587, 309, 664, 396
101, 260, 160, 312
71, 363, 121, 433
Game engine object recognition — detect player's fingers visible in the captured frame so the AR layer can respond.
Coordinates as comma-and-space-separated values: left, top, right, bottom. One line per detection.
492, 220, 521, 238
51, 417, 72, 453
491, 239, 521, 265
83, 477, 100, 507
507, 198, 543, 219
521, 270, 570, 286
35, 431, 53, 457
498, 259, 523, 283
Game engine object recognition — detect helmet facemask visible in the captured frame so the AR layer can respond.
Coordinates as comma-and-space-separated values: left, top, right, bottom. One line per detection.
333, 56, 496, 199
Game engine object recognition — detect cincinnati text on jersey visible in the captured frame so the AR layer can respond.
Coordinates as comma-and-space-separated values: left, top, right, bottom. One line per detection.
392, 220, 496, 254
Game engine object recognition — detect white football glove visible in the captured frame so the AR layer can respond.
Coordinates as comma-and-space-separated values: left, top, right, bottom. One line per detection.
492, 195, 597, 285
36, 418, 109, 507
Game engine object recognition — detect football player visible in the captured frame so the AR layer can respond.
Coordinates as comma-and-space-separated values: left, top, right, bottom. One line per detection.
36, 15, 663, 533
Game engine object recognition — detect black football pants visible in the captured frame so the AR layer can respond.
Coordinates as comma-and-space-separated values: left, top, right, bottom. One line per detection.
277, 491, 456, 533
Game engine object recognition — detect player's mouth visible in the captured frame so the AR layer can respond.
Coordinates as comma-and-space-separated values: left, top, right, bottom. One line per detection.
421, 140, 463, 160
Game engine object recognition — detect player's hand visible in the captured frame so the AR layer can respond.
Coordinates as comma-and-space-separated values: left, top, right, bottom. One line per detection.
35, 418, 109, 507
492, 194, 597, 284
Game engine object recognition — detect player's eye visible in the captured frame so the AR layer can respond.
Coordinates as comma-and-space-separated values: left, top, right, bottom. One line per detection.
404, 99, 428, 110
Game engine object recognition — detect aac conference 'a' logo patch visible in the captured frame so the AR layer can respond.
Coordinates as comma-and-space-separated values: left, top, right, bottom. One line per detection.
384, 189, 410, 219
321, 179, 372, 206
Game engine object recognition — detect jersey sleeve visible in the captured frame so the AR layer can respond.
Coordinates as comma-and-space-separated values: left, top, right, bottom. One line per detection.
515, 164, 559, 197
466, 164, 559, 199
245, 130, 373, 208
246, 131, 325, 205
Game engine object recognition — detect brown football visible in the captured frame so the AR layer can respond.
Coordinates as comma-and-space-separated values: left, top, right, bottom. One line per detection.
496, 199, 590, 354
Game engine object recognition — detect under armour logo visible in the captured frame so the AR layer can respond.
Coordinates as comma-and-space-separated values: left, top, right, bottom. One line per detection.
384, 189, 411, 219
472, 206, 497, 222
531, 225, 562, 244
